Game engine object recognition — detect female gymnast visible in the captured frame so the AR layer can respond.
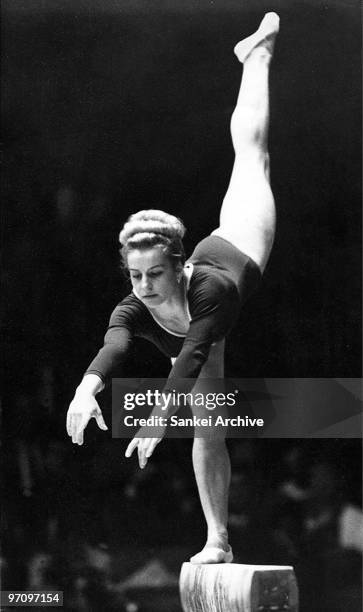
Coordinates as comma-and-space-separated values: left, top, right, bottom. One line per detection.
67, 12, 279, 564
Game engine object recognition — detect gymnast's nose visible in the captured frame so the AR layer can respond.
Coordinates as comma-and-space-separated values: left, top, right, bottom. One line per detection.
141, 275, 152, 291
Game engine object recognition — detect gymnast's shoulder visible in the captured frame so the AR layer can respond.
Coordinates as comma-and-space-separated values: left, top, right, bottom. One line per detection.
188, 264, 239, 302
107, 292, 148, 329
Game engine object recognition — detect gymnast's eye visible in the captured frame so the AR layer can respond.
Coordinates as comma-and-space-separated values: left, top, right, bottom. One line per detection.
131, 274, 141, 281
149, 271, 162, 278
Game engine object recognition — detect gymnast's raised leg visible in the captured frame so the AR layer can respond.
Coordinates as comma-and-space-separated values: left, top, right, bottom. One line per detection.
190, 13, 279, 564
213, 12, 278, 272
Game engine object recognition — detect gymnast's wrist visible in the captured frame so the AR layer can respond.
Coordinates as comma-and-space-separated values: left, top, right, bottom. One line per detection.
76, 374, 104, 397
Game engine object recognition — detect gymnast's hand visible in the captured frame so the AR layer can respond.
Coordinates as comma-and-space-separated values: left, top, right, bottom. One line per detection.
66, 391, 108, 445
125, 424, 167, 469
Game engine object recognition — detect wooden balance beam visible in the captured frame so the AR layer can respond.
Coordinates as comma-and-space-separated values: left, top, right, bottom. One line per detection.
180, 563, 298, 612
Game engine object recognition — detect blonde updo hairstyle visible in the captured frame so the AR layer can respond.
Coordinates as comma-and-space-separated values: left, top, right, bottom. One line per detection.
119, 210, 186, 272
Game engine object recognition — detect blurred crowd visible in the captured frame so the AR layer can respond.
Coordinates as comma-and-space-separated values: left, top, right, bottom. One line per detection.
2, 397, 362, 611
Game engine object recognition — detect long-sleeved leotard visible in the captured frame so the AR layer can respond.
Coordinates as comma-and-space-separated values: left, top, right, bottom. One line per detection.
85, 235, 261, 392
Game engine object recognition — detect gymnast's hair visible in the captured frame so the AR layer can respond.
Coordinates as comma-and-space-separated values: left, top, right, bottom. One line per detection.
119, 209, 186, 269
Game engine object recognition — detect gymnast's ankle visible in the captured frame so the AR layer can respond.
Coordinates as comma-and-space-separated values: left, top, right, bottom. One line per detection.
205, 532, 229, 552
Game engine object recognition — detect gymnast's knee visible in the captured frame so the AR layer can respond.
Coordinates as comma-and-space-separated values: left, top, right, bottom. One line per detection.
231, 109, 269, 155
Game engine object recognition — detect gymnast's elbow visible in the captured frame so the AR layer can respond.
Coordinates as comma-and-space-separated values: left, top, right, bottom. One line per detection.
85, 343, 129, 382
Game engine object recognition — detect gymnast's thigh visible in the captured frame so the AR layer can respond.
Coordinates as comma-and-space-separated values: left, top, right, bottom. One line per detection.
190, 342, 228, 439
188, 340, 225, 418
170, 340, 226, 427
198, 339, 225, 378
211, 158, 276, 272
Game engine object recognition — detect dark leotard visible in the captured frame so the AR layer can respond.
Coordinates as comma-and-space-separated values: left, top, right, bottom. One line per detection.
86, 235, 261, 391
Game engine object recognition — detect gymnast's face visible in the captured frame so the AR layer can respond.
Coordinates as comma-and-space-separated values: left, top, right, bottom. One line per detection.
127, 247, 180, 308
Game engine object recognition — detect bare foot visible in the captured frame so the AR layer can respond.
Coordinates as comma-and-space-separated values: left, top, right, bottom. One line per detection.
189, 545, 233, 565
234, 12, 280, 63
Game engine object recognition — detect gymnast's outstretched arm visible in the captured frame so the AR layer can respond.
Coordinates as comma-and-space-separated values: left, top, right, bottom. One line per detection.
66, 305, 135, 444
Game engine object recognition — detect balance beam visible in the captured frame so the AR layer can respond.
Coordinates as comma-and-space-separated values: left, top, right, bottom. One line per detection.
180, 563, 298, 612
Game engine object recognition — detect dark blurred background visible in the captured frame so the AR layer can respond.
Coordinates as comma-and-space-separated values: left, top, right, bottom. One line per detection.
2, 1, 362, 610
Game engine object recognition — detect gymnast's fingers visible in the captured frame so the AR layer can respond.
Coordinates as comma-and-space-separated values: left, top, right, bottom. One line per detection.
73, 415, 83, 444
69, 414, 80, 444
137, 440, 149, 469
125, 437, 139, 458
67, 413, 77, 441
95, 410, 108, 431
145, 438, 161, 458
67, 405, 79, 438
76, 413, 92, 445
66, 411, 72, 436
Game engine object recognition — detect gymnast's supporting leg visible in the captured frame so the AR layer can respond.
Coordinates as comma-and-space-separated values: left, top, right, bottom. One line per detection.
190, 437, 232, 564
187, 341, 233, 564
213, 12, 279, 272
